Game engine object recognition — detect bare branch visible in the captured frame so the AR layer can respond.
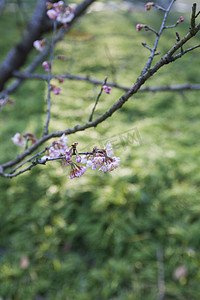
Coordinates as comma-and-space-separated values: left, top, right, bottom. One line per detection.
141, 0, 176, 76
43, 20, 57, 136
12, 71, 200, 93
89, 77, 107, 122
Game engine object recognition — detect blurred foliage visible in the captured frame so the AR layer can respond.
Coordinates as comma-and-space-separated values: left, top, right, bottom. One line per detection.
0, 1, 200, 300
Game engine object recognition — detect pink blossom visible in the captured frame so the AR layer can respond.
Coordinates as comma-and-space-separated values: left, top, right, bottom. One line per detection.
42, 61, 50, 72
57, 10, 74, 24
47, 9, 58, 19
69, 166, 87, 179
65, 149, 72, 161
145, 2, 154, 11
33, 39, 45, 52
76, 156, 81, 163
47, 134, 68, 158
102, 85, 111, 94
53, 1, 65, 12
81, 142, 120, 173
11, 133, 24, 147
46, 1, 74, 24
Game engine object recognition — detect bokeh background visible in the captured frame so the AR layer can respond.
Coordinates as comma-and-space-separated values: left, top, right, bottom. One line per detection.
0, 0, 200, 299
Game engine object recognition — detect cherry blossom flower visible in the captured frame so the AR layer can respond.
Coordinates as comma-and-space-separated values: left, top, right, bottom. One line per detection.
76, 156, 81, 163
33, 39, 45, 52
42, 61, 50, 72
81, 142, 120, 172
57, 9, 74, 24
102, 85, 111, 94
46, 1, 74, 25
69, 165, 87, 179
145, 2, 154, 11
40, 138, 120, 179
11, 133, 24, 147
47, 9, 58, 20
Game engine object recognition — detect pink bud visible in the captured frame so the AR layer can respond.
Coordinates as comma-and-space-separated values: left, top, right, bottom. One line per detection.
145, 2, 154, 11
136, 24, 143, 32
42, 61, 50, 72
179, 16, 184, 22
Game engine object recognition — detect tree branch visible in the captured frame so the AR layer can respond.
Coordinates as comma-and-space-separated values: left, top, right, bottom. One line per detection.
12, 71, 200, 93
1, 1, 200, 178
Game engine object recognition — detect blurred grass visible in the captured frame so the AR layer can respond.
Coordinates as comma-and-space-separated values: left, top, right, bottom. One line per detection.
1, 2, 200, 300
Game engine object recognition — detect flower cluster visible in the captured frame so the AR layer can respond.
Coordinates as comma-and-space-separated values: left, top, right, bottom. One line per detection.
39, 135, 120, 179
81, 142, 120, 172
11, 132, 37, 147
102, 85, 111, 95
46, 1, 74, 25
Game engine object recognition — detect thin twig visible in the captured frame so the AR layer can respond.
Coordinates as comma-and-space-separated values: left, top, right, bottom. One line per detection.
154, 4, 166, 12
9, 149, 47, 174
12, 71, 200, 93
176, 32, 184, 55
141, 0, 176, 76
145, 25, 159, 36
89, 77, 107, 122
142, 42, 152, 52
43, 20, 57, 136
